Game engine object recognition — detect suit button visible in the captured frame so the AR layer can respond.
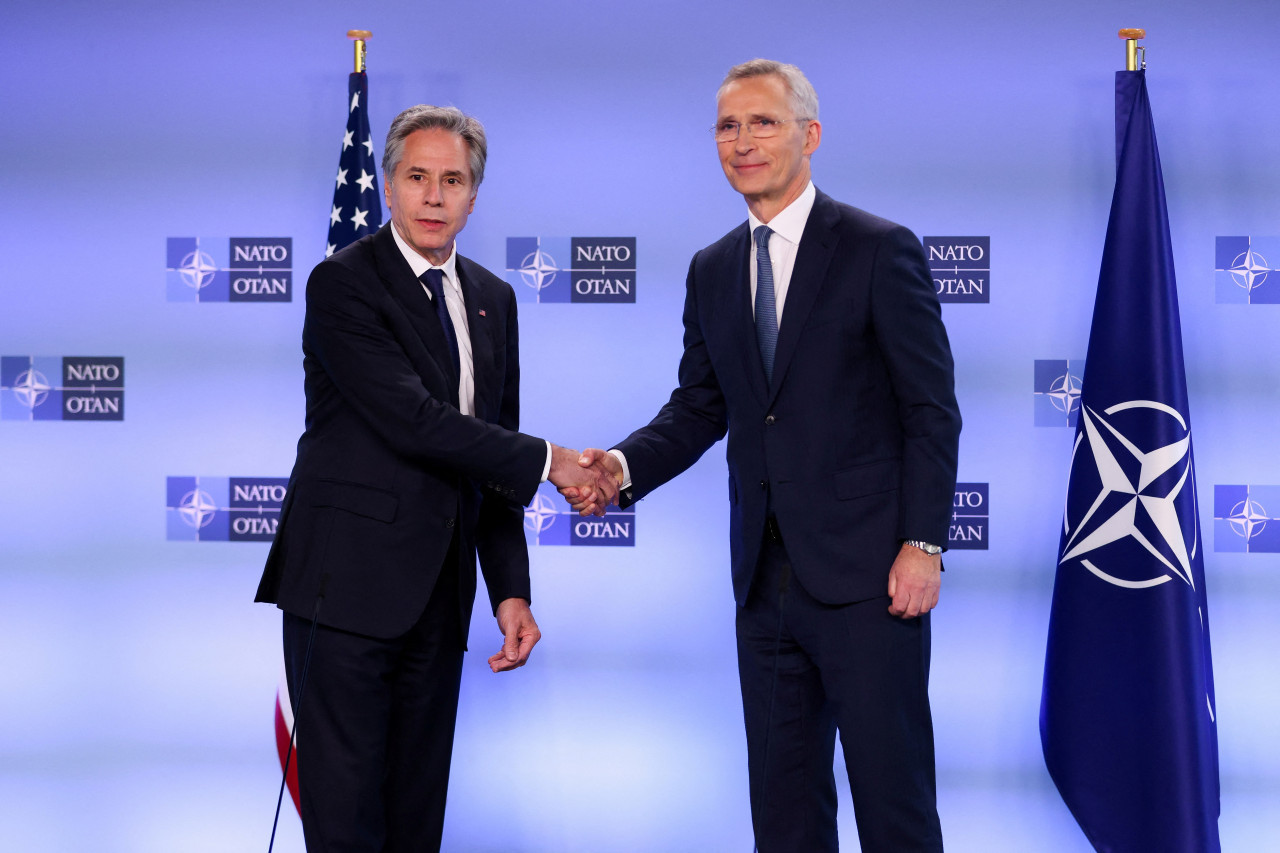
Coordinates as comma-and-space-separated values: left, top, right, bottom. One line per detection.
445, 518, 456, 528
760, 480, 767, 490
764, 414, 775, 425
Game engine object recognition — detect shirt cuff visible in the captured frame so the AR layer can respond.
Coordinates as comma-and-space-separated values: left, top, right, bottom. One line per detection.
539, 440, 553, 483
608, 449, 632, 490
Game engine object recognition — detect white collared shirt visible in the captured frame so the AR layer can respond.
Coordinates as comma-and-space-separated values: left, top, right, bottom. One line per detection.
390, 226, 554, 482
608, 182, 818, 490
390, 225, 475, 417
747, 180, 817, 327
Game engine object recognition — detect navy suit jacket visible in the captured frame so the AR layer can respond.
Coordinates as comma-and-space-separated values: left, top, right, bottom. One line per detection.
616, 189, 961, 606
256, 224, 547, 640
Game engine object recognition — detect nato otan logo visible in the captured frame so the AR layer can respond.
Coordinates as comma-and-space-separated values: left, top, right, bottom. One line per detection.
166, 237, 293, 302
523, 482, 635, 546
167, 476, 288, 542
506, 237, 636, 304
1034, 359, 1085, 427
1213, 485, 1280, 553
949, 483, 988, 550
1215, 236, 1278, 304
1, 356, 124, 421
923, 237, 989, 304
1061, 400, 1201, 589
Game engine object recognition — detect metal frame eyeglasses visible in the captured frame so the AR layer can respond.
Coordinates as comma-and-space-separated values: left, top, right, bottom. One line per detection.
711, 118, 811, 143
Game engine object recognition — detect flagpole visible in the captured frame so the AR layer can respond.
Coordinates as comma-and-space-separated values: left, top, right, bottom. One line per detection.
348, 29, 371, 74
1041, 30, 1222, 851
325, 30, 383, 258
1118, 28, 1145, 71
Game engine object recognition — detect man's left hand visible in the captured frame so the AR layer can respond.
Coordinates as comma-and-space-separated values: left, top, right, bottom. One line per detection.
489, 597, 541, 672
887, 544, 941, 619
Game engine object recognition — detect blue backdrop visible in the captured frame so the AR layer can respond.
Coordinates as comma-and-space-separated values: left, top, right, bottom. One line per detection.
2, 1, 1278, 850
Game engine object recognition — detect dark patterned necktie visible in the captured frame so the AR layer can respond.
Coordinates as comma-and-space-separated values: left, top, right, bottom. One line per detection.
421, 268, 460, 377
754, 225, 778, 383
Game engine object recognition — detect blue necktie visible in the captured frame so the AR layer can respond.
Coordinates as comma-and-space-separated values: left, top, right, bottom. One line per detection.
754, 225, 778, 383
421, 268, 460, 377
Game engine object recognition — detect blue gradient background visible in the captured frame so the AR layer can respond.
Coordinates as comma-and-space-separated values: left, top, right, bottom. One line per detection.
2, 1, 1278, 850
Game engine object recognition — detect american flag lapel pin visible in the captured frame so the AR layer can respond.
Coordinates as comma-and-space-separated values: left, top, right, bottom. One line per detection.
478, 309, 486, 317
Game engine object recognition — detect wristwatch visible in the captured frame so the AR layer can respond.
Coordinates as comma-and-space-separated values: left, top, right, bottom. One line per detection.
904, 539, 943, 556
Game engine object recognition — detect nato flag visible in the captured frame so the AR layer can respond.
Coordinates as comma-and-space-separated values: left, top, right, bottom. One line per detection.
1040, 70, 1221, 852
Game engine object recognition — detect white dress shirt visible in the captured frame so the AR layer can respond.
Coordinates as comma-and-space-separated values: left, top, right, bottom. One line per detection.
390, 226, 554, 481
390, 225, 475, 416
609, 181, 818, 489
748, 180, 816, 327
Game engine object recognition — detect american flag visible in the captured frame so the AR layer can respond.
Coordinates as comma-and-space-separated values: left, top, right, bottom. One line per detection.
326, 71, 382, 257
274, 69, 387, 820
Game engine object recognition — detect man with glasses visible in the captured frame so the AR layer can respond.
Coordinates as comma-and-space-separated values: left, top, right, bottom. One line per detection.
567, 60, 960, 851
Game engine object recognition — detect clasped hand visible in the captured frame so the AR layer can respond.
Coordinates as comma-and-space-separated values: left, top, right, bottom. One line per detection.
547, 445, 622, 516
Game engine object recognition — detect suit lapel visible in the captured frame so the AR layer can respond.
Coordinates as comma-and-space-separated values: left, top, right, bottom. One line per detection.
768, 191, 839, 402
371, 226, 460, 406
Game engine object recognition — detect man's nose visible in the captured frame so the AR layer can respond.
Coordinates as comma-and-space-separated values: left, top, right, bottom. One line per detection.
422, 181, 443, 204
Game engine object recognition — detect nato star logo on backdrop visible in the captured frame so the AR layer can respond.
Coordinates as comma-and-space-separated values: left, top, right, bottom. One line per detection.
1, 356, 124, 420
506, 237, 636, 303
1215, 236, 1279, 304
949, 483, 988, 549
1034, 359, 1085, 427
1213, 485, 1280, 553
923, 237, 990, 303
166, 238, 293, 302
167, 476, 288, 541
1060, 400, 1200, 589
522, 482, 635, 546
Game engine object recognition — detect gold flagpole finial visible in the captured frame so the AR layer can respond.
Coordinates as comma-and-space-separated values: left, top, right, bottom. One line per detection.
348, 30, 372, 74
1118, 28, 1146, 71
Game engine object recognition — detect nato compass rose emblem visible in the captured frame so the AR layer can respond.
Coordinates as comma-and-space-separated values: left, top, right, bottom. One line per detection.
1215, 237, 1280, 304
523, 492, 561, 544
1225, 496, 1268, 541
1048, 372, 1083, 418
1034, 359, 1085, 427
1213, 485, 1280, 552
1060, 400, 1199, 589
1226, 247, 1268, 294
12, 368, 51, 409
178, 487, 219, 529
178, 248, 219, 291
518, 248, 559, 294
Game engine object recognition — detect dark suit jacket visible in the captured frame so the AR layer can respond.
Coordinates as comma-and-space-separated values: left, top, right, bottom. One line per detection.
256, 224, 547, 640
616, 189, 961, 606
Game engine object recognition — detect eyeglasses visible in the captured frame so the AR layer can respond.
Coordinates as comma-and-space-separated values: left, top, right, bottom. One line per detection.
711, 118, 811, 143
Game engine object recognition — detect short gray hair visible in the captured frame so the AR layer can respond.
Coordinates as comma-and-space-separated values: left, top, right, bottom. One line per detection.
717, 59, 819, 121
381, 105, 488, 189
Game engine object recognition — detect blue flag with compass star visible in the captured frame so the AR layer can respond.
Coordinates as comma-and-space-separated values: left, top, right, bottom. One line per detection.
1040, 70, 1221, 852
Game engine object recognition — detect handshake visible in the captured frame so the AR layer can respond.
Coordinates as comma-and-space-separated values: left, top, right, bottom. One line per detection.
547, 445, 624, 517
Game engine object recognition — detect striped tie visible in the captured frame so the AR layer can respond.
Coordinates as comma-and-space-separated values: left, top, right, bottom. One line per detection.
754, 225, 778, 383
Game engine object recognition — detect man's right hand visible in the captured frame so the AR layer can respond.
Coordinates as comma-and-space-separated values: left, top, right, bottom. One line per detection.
557, 448, 624, 516
547, 444, 620, 516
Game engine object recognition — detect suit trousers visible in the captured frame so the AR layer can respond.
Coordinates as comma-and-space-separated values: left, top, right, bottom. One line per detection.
284, 539, 464, 853
736, 524, 943, 852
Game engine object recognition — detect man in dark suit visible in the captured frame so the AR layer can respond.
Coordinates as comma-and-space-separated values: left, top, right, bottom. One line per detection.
256, 104, 614, 852
570, 60, 960, 851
